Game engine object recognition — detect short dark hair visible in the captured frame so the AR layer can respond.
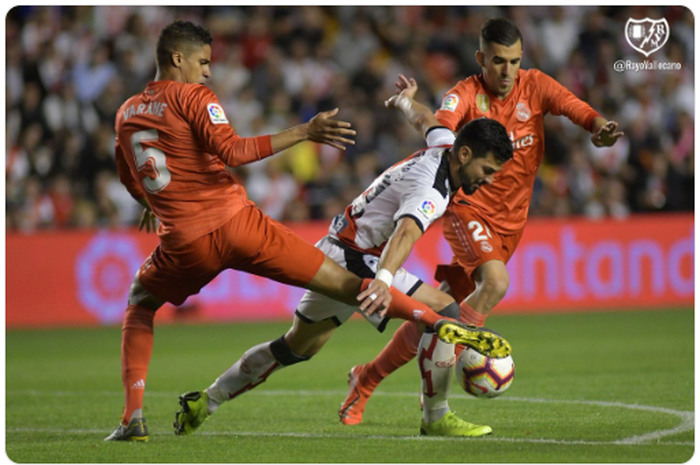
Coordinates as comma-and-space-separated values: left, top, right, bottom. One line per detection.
453, 118, 513, 164
156, 20, 213, 68
480, 17, 523, 48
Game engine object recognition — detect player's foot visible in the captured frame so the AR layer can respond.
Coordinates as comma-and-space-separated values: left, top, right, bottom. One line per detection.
420, 411, 492, 437
104, 417, 149, 442
339, 365, 374, 425
174, 390, 210, 436
434, 320, 511, 358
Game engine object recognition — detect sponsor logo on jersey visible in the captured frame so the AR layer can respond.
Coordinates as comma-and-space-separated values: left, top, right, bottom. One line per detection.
207, 103, 229, 124
510, 132, 536, 150
625, 17, 669, 57
418, 200, 437, 220
516, 102, 531, 122
413, 309, 425, 321
476, 94, 490, 113
440, 94, 459, 112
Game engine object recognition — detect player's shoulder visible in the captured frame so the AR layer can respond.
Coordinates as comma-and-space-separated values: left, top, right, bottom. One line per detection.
163, 82, 215, 105
438, 76, 480, 115
447, 75, 482, 96
406, 146, 450, 180
519, 68, 555, 87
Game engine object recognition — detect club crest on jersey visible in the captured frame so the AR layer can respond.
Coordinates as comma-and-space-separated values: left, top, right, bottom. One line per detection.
516, 102, 531, 122
476, 94, 490, 113
440, 94, 459, 112
207, 103, 229, 124
418, 200, 436, 220
480, 241, 493, 253
625, 17, 670, 57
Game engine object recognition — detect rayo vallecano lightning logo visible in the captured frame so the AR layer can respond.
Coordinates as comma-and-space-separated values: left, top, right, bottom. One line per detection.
625, 18, 670, 57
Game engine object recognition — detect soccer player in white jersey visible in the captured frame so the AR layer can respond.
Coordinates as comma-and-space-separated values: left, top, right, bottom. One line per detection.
174, 78, 513, 437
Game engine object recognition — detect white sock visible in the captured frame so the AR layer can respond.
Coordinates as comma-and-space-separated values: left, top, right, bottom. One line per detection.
418, 332, 455, 424
205, 341, 284, 415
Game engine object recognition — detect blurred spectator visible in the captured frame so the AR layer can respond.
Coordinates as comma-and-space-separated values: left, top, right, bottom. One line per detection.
246, 160, 299, 221
5, 6, 694, 233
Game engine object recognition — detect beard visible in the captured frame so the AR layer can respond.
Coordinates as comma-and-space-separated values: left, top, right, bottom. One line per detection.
458, 162, 481, 194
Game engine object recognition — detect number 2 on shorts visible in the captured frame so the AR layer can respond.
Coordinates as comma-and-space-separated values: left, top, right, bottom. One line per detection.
468, 220, 492, 242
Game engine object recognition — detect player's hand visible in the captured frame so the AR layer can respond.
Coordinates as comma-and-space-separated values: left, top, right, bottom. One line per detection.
357, 279, 392, 318
306, 108, 356, 150
139, 207, 157, 233
591, 120, 624, 147
385, 74, 418, 109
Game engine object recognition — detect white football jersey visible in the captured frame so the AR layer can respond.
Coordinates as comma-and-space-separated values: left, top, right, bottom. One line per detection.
330, 127, 456, 255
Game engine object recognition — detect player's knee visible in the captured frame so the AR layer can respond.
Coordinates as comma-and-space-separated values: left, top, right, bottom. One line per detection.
480, 273, 509, 301
270, 335, 312, 366
127, 274, 164, 311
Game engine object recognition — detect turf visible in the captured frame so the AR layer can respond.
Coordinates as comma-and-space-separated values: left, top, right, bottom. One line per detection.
5, 308, 694, 463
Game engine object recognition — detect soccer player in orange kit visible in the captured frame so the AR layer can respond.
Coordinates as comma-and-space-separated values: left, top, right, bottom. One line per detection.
104, 20, 505, 442
339, 17, 624, 425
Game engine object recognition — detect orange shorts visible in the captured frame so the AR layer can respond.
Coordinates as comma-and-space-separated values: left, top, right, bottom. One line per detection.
435, 203, 523, 303
138, 206, 325, 306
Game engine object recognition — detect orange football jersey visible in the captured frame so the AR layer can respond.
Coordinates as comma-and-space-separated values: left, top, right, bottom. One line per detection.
435, 68, 602, 234
114, 80, 273, 250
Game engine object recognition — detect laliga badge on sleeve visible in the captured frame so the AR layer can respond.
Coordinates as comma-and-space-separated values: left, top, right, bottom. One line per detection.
440, 94, 459, 112
418, 200, 437, 221
207, 103, 229, 124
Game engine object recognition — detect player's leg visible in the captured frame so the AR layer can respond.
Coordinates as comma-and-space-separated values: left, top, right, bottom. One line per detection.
339, 282, 447, 425
224, 206, 471, 331
104, 274, 165, 442
174, 314, 339, 435
339, 206, 513, 425
107, 236, 222, 442
209, 313, 338, 405
174, 265, 357, 436
417, 326, 492, 437
462, 259, 509, 318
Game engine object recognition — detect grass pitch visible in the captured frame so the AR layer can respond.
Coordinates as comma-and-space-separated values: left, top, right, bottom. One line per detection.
6, 308, 694, 463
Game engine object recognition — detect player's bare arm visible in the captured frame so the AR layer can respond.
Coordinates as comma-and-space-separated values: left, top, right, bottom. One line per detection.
385, 74, 442, 138
270, 108, 357, 152
590, 117, 624, 147
357, 217, 423, 316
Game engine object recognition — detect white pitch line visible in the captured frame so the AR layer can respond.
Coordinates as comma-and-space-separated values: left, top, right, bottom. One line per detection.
6, 427, 694, 447
9, 389, 694, 446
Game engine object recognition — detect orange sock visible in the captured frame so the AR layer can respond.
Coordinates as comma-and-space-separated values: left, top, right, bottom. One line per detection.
360, 279, 445, 328
362, 321, 422, 388
121, 304, 155, 425
459, 301, 487, 327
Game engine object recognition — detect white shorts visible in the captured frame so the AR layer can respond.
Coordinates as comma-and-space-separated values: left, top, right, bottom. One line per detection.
295, 236, 424, 332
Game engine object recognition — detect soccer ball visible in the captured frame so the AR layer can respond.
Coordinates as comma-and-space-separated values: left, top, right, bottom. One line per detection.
456, 347, 514, 398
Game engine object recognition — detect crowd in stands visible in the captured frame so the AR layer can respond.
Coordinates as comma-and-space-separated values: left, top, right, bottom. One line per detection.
6, 6, 694, 232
